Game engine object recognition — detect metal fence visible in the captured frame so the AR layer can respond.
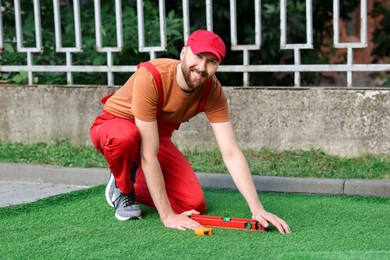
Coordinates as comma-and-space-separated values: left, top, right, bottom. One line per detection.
0, 0, 389, 87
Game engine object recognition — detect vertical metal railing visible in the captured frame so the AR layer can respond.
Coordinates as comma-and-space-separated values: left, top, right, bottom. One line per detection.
182, 0, 214, 41
53, 0, 82, 85
14, 0, 43, 85
137, 0, 166, 59
280, 0, 313, 86
94, 0, 123, 85
230, 0, 261, 87
0, 0, 4, 52
0, 0, 388, 87
333, 0, 367, 87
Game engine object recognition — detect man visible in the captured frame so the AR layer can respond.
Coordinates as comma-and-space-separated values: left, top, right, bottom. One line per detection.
90, 30, 291, 234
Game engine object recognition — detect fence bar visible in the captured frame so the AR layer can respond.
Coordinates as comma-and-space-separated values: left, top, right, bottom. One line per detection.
0, 0, 3, 51
306, 0, 313, 46
26, 52, 33, 85
65, 52, 72, 84
333, 0, 340, 46
206, 0, 213, 31
115, 0, 124, 51
280, 0, 287, 47
360, 0, 368, 46
107, 51, 113, 85
53, 0, 61, 50
294, 49, 301, 86
94, 0, 102, 50
347, 48, 353, 87
158, 0, 166, 52
182, 0, 190, 41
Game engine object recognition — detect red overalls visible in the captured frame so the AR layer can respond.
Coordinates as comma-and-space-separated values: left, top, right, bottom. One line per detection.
89, 63, 210, 214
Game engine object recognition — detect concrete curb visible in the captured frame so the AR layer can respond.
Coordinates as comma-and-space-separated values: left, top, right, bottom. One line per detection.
0, 163, 108, 186
198, 173, 344, 195
197, 173, 390, 197
1, 163, 389, 197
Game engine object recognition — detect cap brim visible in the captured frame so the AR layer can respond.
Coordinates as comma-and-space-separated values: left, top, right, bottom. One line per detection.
189, 45, 222, 63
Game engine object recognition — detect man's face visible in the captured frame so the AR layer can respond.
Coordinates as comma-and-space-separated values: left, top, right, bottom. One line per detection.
180, 47, 219, 92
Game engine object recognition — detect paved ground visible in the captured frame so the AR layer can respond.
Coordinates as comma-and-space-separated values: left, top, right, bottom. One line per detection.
0, 181, 88, 207
0, 163, 389, 208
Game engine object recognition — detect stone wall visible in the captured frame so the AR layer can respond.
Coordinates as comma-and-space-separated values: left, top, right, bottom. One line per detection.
1, 85, 389, 156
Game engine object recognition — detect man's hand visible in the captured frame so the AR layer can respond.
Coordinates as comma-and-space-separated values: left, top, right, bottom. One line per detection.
252, 209, 291, 234
161, 210, 201, 230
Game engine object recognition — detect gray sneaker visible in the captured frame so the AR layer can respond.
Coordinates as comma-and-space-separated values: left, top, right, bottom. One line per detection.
105, 173, 119, 208
114, 191, 142, 221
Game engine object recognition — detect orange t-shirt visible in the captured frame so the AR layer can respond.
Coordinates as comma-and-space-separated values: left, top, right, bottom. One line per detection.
104, 58, 229, 123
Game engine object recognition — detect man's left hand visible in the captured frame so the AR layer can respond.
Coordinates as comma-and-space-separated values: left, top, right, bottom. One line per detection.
252, 210, 291, 234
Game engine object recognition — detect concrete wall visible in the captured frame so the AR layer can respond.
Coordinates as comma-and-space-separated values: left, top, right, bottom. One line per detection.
0, 85, 389, 156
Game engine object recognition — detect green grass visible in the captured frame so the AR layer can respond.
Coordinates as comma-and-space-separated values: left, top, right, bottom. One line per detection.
185, 148, 390, 179
0, 187, 389, 259
0, 140, 106, 168
0, 140, 389, 179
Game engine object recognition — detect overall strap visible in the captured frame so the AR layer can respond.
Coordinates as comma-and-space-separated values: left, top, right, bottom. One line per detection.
137, 62, 164, 118
100, 93, 114, 105
194, 79, 213, 115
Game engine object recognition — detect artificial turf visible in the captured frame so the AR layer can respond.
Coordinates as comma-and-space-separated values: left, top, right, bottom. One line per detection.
0, 187, 389, 259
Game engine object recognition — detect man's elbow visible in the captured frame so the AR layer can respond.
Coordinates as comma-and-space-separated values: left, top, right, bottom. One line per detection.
140, 150, 158, 165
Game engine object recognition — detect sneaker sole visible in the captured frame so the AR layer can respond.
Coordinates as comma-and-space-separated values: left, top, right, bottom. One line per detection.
115, 213, 142, 221
105, 174, 115, 208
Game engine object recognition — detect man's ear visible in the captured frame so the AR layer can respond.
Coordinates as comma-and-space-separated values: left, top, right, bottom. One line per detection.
180, 47, 186, 61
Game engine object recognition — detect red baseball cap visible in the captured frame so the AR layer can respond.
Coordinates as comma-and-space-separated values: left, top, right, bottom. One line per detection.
186, 30, 226, 63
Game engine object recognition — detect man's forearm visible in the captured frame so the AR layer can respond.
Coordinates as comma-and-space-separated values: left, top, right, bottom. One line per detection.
141, 157, 175, 219
223, 151, 264, 213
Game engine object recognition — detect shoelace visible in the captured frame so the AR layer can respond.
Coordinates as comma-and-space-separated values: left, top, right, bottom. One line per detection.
115, 191, 137, 208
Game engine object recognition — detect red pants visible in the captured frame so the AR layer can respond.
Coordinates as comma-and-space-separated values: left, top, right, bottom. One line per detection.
90, 111, 206, 214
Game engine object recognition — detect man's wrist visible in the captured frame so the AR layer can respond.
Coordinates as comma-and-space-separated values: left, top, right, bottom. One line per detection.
160, 210, 176, 221
250, 204, 265, 217
156, 202, 176, 220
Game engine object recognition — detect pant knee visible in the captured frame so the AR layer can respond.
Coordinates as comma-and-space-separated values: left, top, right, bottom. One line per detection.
104, 131, 140, 159
191, 196, 206, 213
172, 194, 206, 214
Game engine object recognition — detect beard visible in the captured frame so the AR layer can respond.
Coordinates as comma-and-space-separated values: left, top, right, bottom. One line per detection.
181, 60, 210, 91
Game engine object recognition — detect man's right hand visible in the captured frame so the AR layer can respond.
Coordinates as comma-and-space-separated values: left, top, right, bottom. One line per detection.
161, 210, 201, 230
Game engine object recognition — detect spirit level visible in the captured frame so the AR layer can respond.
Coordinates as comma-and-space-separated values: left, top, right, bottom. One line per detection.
190, 214, 267, 231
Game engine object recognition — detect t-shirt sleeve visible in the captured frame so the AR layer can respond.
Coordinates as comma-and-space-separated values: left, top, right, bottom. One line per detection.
204, 80, 230, 123
131, 69, 159, 122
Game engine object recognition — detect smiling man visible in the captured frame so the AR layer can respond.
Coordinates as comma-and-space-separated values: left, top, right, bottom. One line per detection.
90, 30, 291, 234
